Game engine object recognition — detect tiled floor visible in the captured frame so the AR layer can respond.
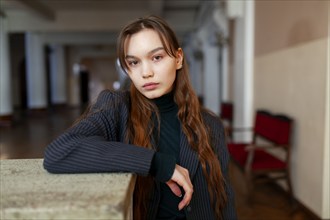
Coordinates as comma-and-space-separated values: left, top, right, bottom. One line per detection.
0, 107, 316, 220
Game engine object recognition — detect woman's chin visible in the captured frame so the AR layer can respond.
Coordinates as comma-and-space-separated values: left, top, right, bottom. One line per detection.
142, 91, 163, 100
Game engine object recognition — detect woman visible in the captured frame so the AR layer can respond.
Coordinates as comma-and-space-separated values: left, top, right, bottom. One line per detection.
44, 15, 237, 220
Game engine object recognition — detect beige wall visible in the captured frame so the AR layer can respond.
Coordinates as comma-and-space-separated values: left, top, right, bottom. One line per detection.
255, 0, 328, 56
254, 1, 329, 218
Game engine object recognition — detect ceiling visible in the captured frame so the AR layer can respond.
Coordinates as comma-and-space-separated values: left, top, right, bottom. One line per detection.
0, 0, 203, 34
1, 0, 201, 12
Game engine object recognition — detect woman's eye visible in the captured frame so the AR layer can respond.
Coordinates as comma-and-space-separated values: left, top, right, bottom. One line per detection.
128, 60, 138, 66
153, 55, 163, 62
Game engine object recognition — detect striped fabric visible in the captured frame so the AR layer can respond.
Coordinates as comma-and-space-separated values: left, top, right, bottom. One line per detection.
43, 90, 237, 220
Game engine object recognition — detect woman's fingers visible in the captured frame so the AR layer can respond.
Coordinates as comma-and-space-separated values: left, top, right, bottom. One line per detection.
178, 193, 191, 210
166, 180, 182, 197
177, 178, 193, 210
167, 164, 194, 210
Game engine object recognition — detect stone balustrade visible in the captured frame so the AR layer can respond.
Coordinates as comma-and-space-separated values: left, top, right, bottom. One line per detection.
1, 159, 135, 220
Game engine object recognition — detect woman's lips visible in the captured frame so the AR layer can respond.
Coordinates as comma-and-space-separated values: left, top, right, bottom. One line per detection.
143, 82, 159, 90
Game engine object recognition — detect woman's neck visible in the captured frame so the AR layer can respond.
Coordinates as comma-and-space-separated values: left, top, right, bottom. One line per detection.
152, 92, 177, 113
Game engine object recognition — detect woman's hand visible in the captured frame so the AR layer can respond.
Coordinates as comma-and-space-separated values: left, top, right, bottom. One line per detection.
166, 164, 193, 210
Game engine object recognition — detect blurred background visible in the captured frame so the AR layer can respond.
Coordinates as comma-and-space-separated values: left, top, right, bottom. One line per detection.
0, 0, 329, 219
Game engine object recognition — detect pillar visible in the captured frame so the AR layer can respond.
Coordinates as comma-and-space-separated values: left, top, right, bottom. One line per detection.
213, 6, 230, 102
202, 32, 221, 115
221, 43, 229, 101
0, 17, 13, 124
25, 32, 47, 109
183, 39, 203, 99
192, 55, 203, 98
49, 45, 67, 105
232, 1, 255, 142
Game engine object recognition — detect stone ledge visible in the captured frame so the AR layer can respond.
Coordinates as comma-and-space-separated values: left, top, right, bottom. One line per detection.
0, 159, 134, 220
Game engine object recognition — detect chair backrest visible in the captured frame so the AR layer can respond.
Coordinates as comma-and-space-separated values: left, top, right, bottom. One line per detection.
254, 110, 293, 146
220, 102, 233, 122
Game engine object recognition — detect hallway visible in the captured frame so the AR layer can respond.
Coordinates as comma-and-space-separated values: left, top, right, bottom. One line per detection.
0, 107, 81, 159
0, 107, 316, 220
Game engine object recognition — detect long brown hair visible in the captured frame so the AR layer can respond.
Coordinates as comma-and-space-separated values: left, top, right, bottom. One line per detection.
117, 15, 227, 219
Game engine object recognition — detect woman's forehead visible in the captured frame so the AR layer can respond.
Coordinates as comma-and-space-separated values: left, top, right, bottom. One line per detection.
125, 29, 165, 56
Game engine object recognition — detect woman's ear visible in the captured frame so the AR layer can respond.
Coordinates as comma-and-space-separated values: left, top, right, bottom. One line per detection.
176, 48, 184, 70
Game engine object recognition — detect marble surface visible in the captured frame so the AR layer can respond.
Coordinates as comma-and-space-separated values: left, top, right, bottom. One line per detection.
0, 159, 135, 219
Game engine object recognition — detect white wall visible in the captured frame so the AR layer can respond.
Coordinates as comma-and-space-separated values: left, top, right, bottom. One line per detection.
0, 17, 12, 115
322, 15, 330, 218
254, 37, 329, 218
253, 2, 329, 217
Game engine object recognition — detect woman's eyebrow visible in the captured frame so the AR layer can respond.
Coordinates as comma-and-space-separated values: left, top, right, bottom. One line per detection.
148, 47, 164, 55
125, 47, 164, 59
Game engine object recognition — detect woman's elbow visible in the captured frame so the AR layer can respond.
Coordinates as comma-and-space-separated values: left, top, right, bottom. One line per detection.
43, 157, 60, 173
43, 149, 65, 173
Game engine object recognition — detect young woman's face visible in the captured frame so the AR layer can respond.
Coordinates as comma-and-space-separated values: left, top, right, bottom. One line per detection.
124, 29, 183, 99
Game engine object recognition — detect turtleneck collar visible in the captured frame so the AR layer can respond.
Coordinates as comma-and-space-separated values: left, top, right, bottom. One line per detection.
153, 91, 177, 113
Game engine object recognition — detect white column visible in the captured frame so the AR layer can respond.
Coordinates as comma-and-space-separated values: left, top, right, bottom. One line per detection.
67, 47, 81, 107
183, 44, 203, 97
49, 45, 67, 104
213, 6, 230, 102
194, 57, 203, 98
322, 24, 330, 218
0, 17, 13, 117
233, 1, 255, 142
221, 44, 229, 101
25, 32, 47, 109
203, 38, 220, 115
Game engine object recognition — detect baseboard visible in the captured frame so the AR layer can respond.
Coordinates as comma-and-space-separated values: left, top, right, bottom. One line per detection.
271, 182, 321, 220
229, 160, 322, 220
0, 114, 13, 127
27, 108, 48, 117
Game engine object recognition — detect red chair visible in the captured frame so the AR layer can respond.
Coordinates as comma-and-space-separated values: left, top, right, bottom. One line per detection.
227, 110, 294, 201
220, 102, 234, 140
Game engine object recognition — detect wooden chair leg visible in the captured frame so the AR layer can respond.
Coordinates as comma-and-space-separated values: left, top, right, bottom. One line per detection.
282, 172, 302, 219
287, 177, 293, 200
286, 173, 299, 215
285, 171, 296, 205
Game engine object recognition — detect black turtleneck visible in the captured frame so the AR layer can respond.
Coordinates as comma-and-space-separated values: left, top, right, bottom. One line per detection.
149, 91, 186, 219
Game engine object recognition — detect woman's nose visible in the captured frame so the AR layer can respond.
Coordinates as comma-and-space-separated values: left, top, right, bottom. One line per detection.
141, 63, 154, 78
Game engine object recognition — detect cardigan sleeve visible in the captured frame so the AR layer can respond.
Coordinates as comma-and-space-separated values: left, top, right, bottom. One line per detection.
43, 90, 155, 176
150, 152, 176, 182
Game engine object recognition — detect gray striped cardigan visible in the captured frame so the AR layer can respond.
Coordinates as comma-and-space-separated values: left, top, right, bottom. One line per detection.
43, 90, 237, 220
